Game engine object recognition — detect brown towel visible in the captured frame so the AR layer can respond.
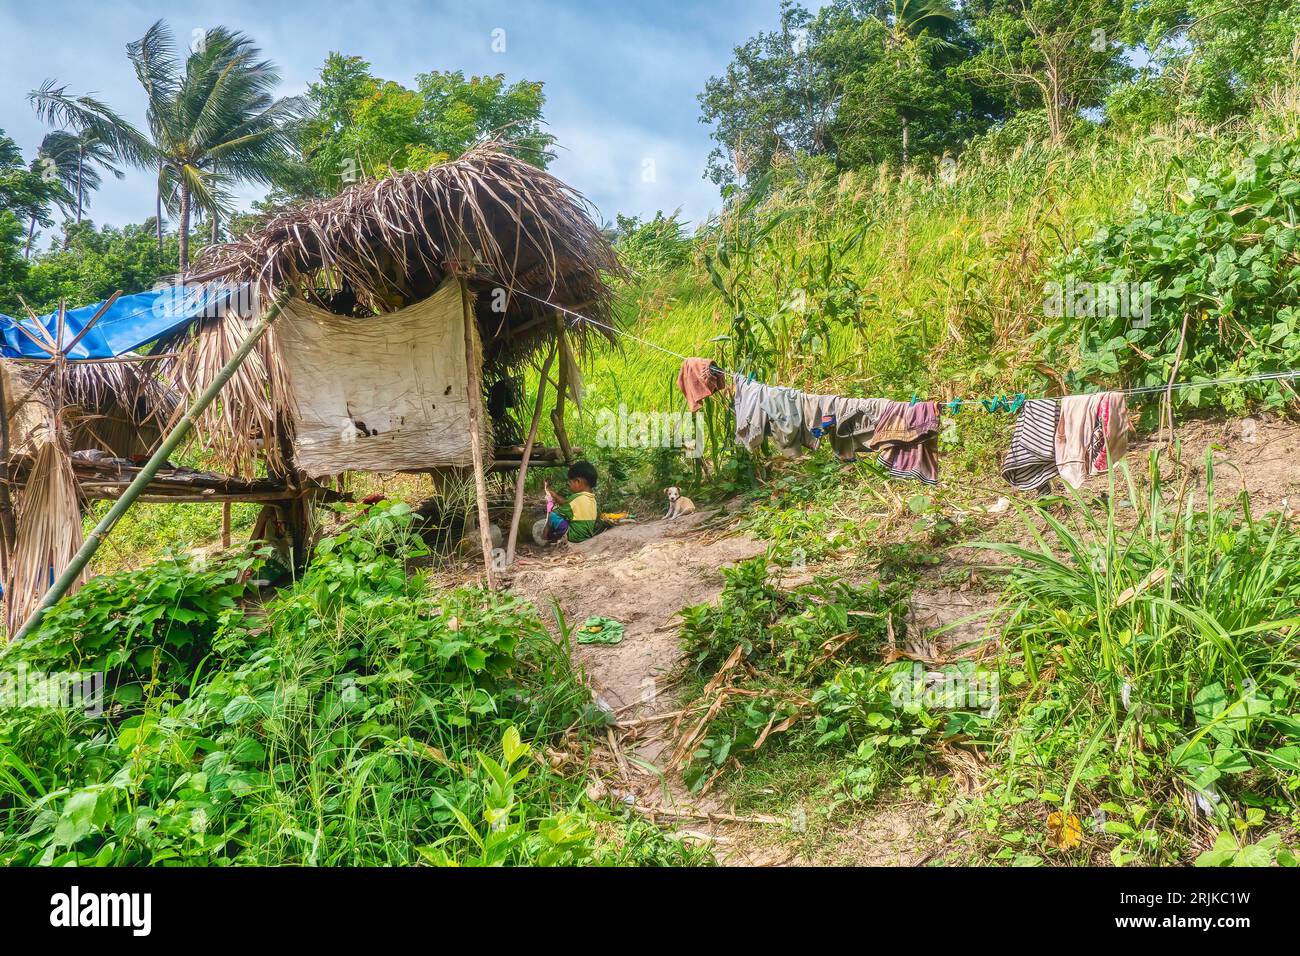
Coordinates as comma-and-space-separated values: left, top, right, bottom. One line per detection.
677, 358, 725, 412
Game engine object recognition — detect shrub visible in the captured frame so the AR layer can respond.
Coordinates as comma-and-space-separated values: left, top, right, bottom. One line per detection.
1040, 139, 1300, 417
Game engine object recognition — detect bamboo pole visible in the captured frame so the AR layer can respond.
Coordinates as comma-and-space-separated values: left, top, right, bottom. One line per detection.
12, 291, 292, 642
458, 278, 497, 590
505, 343, 557, 565
0, 364, 15, 572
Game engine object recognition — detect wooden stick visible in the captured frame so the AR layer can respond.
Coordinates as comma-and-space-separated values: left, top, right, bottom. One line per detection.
14, 295, 57, 353
221, 501, 232, 548
629, 804, 785, 826
458, 276, 497, 590
505, 343, 556, 565
59, 290, 122, 358
0, 364, 16, 575
550, 313, 573, 461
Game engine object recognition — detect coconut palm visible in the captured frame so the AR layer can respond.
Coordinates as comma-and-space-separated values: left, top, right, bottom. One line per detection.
28, 129, 124, 252
871, 0, 959, 164
874, 0, 958, 44
30, 19, 305, 273
38, 129, 123, 224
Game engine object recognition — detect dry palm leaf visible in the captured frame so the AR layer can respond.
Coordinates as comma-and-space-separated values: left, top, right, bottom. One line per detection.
4, 438, 85, 636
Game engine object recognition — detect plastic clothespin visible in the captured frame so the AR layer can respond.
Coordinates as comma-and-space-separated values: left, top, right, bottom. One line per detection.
909, 393, 919, 406
981, 397, 997, 414
945, 398, 964, 415
1009, 393, 1026, 414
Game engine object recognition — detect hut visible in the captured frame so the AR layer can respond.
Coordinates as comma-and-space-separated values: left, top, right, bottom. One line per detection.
1, 145, 621, 637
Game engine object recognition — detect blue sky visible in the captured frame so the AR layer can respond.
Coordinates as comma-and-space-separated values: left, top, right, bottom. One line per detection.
0, 0, 788, 243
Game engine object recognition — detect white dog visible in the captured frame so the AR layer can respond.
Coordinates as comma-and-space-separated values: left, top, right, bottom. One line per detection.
664, 486, 696, 520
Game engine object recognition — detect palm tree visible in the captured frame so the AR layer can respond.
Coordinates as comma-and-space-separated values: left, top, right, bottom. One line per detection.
875, 0, 958, 45
30, 129, 124, 251
30, 20, 304, 273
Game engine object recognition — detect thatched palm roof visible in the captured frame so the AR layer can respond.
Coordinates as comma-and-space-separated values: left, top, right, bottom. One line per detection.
190, 144, 623, 362
3, 358, 180, 458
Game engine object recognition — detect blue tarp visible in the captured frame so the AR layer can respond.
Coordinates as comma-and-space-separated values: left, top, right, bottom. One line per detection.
0, 284, 239, 360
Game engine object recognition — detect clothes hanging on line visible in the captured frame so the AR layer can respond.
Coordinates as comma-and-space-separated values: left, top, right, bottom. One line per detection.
762, 383, 805, 457
1055, 391, 1132, 489
1000, 398, 1060, 491
1091, 391, 1130, 473
834, 397, 891, 460
733, 374, 767, 451
998, 391, 1133, 492
868, 400, 940, 484
800, 393, 890, 460
733, 374, 806, 457
677, 357, 726, 412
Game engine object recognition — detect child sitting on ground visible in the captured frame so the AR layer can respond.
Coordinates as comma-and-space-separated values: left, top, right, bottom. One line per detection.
542, 460, 602, 543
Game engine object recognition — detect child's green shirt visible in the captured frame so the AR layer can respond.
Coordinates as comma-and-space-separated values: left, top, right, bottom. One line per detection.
557, 490, 598, 542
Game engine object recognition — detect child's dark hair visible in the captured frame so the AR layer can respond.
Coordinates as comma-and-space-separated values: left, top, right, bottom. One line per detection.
567, 460, 598, 488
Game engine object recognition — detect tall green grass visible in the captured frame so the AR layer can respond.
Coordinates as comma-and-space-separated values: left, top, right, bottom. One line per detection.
975, 452, 1300, 862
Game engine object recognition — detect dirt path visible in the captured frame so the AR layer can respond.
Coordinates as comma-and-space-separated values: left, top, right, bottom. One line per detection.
508, 507, 855, 862
510, 509, 760, 760
502, 414, 1300, 863
507, 506, 946, 864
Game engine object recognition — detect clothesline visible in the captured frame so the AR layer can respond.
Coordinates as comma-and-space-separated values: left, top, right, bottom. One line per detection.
508, 287, 1300, 406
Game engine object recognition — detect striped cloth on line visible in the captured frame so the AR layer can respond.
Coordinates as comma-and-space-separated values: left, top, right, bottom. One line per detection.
1000, 398, 1059, 491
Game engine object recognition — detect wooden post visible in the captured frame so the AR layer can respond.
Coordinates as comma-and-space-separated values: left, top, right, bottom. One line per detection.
505, 343, 556, 565
550, 313, 573, 461
13, 291, 292, 641
221, 501, 232, 548
458, 277, 497, 590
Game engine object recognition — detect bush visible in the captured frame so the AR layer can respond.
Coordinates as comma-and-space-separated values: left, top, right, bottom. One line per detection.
1040, 139, 1300, 418
977, 453, 1300, 862
0, 502, 705, 866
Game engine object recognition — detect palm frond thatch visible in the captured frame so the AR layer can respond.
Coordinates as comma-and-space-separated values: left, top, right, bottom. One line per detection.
190, 143, 624, 361
3, 359, 181, 459
3, 440, 85, 635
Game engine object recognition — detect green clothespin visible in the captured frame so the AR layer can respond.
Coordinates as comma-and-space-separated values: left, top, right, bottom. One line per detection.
1009, 393, 1026, 413
981, 397, 997, 413
945, 397, 964, 414
909, 393, 919, 406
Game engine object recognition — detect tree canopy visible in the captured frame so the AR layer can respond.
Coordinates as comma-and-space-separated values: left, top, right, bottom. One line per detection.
291, 54, 553, 197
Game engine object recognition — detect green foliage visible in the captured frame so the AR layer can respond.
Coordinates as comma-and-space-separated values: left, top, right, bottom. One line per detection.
698, 0, 991, 187
0, 503, 704, 866
676, 556, 925, 792
1195, 824, 1298, 867
13, 546, 261, 698
1123, 0, 1300, 126
295, 54, 552, 196
976, 453, 1300, 862
19, 220, 179, 315
1042, 138, 1300, 416
960, 0, 1133, 141
613, 211, 694, 277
